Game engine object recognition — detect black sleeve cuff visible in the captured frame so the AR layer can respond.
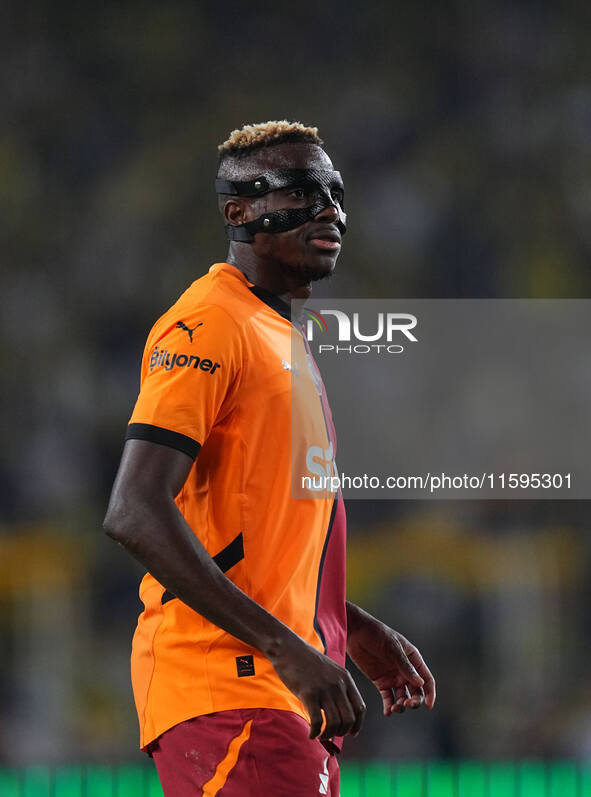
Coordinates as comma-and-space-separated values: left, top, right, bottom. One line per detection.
125, 423, 201, 460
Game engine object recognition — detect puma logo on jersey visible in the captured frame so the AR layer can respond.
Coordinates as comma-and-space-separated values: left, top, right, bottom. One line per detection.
176, 320, 203, 342
235, 654, 255, 677
319, 756, 329, 793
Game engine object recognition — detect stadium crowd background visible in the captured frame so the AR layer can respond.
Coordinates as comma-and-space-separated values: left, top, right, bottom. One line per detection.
2, 0, 591, 768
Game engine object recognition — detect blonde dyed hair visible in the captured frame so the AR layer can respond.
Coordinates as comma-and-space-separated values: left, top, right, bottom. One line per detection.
218, 120, 323, 159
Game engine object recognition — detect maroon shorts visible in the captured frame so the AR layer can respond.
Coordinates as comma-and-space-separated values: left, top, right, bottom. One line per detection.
149, 708, 340, 796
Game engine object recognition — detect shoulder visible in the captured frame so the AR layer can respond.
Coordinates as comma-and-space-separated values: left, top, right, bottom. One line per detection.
147, 274, 245, 351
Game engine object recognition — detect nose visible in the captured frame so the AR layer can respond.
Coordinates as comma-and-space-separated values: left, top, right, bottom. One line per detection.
314, 202, 339, 222
313, 195, 347, 235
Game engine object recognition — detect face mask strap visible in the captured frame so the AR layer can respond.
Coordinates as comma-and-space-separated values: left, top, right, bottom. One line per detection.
216, 168, 344, 199
226, 203, 346, 242
216, 168, 346, 243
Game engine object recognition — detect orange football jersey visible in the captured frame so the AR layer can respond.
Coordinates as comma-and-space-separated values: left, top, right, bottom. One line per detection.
126, 263, 347, 749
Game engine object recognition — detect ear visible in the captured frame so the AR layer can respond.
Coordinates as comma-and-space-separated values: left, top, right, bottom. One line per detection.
224, 198, 248, 227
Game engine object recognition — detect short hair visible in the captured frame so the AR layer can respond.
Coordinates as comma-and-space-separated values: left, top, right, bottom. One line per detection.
217, 120, 323, 166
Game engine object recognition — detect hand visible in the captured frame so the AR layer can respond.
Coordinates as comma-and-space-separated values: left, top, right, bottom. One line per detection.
346, 606, 436, 716
269, 636, 367, 740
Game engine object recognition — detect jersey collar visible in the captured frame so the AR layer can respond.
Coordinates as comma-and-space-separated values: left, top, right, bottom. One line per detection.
210, 262, 292, 323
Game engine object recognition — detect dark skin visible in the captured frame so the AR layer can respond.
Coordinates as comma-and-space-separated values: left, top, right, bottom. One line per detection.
104, 141, 435, 741
221, 142, 343, 299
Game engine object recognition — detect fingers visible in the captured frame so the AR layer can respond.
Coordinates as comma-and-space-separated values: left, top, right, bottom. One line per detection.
347, 681, 367, 736
391, 685, 410, 714
405, 645, 436, 708
319, 694, 353, 739
403, 685, 425, 710
384, 684, 425, 715
397, 644, 424, 688
321, 678, 366, 739
416, 668, 435, 709
380, 687, 394, 716
306, 677, 366, 739
416, 650, 437, 709
420, 667, 436, 709
308, 704, 324, 739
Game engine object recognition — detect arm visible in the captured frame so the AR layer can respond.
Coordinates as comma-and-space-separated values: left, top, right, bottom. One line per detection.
104, 439, 366, 739
346, 601, 436, 715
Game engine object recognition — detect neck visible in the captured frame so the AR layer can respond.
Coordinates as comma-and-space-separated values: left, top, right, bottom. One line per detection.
226, 243, 313, 302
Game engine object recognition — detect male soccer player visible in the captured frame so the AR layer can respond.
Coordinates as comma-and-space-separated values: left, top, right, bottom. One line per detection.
104, 121, 435, 796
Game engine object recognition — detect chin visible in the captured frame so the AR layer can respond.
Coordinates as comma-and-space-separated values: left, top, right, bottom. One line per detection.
282, 258, 336, 284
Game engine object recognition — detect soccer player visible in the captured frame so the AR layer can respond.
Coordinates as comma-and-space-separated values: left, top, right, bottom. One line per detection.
104, 121, 435, 796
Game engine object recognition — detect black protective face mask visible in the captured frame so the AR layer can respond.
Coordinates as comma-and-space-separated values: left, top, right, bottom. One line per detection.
215, 168, 347, 243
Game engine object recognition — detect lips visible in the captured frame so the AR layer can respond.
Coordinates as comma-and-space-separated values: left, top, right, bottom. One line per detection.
310, 239, 341, 251
308, 226, 341, 250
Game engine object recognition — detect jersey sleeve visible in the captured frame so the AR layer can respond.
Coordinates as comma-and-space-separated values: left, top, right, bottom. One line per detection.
126, 303, 242, 459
